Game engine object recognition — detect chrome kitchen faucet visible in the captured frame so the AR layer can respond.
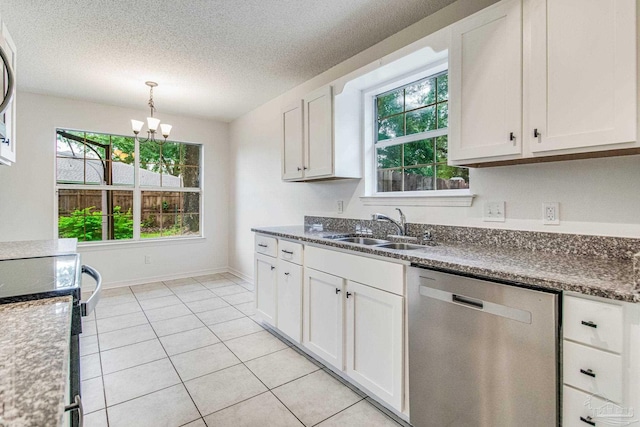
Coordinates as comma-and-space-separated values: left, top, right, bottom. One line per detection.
372, 208, 406, 236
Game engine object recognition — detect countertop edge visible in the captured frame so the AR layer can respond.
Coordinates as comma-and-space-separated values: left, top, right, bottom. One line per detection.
252, 227, 640, 303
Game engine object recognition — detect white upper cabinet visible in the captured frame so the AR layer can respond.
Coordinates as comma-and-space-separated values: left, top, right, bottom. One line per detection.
281, 84, 361, 181
449, 0, 523, 162
304, 85, 333, 179
449, 0, 638, 166
281, 101, 304, 180
0, 17, 16, 166
527, 0, 636, 153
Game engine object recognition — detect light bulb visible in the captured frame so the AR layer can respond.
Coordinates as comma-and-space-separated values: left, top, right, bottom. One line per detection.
147, 117, 160, 132
160, 123, 172, 139
131, 120, 144, 134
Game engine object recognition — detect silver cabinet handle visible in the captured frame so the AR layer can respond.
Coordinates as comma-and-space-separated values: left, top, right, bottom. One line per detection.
270, 265, 276, 271
81, 265, 102, 317
284, 272, 290, 276
65, 395, 84, 427
281, 249, 294, 255
258, 243, 268, 248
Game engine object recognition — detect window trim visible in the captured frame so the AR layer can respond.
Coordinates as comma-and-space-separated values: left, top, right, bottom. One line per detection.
361, 60, 474, 206
54, 128, 203, 244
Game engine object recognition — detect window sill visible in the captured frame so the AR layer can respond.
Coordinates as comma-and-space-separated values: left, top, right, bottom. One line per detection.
77, 236, 206, 251
360, 191, 475, 207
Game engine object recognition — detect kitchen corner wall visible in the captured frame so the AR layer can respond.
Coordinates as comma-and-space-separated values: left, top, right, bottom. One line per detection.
228, 0, 640, 280
0, 92, 230, 286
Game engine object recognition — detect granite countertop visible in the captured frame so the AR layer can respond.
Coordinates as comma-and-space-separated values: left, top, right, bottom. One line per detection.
0, 296, 73, 427
0, 239, 78, 261
253, 225, 639, 302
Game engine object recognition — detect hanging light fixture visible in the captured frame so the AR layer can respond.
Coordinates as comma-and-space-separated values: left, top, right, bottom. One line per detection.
131, 81, 172, 141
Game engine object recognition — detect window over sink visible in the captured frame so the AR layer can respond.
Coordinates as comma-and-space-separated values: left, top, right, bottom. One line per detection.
374, 71, 469, 193
55, 129, 202, 243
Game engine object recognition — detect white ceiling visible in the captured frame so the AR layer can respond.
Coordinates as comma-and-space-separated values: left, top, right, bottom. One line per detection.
0, 0, 455, 122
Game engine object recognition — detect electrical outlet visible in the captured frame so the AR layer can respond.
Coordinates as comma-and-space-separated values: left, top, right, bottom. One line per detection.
144, 255, 151, 264
543, 202, 560, 225
483, 201, 506, 222
337, 200, 344, 214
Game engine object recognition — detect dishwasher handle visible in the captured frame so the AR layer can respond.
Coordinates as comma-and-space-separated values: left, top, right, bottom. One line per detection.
80, 265, 102, 317
452, 294, 484, 309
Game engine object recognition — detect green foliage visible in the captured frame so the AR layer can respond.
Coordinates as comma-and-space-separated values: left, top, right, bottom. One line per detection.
375, 72, 468, 190
58, 206, 133, 241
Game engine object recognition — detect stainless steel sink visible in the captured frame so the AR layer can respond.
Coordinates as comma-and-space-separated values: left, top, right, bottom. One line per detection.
335, 237, 391, 245
376, 242, 426, 250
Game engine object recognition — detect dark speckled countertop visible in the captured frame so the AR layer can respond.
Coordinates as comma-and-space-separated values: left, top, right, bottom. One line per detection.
0, 296, 73, 427
252, 225, 639, 303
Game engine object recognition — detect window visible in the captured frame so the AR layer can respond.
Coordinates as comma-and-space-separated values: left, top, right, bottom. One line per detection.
375, 71, 469, 193
56, 129, 202, 242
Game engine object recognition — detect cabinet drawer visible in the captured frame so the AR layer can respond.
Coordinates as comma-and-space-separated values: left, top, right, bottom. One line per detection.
305, 246, 404, 295
255, 234, 277, 258
564, 296, 623, 353
563, 340, 623, 404
278, 240, 303, 265
563, 385, 628, 427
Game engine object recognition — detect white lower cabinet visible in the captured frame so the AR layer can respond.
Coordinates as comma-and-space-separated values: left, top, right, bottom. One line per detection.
255, 235, 406, 414
302, 264, 405, 413
345, 280, 403, 410
277, 259, 302, 343
255, 253, 277, 326
303, 267, 344, 370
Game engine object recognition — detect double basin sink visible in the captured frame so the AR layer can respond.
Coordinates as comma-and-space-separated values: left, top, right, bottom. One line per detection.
331, 236, 426, 250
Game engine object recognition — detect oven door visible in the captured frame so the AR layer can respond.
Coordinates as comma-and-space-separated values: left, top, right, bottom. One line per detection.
65, 264, 102, 427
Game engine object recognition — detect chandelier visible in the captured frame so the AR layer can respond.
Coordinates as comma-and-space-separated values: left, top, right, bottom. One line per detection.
131, 81, 172, 141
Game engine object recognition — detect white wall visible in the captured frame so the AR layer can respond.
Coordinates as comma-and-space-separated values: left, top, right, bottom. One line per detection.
228, 0, 640, 279
0, 92, 229, 286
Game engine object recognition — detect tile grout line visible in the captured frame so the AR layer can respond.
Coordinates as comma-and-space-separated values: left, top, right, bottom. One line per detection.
169, 277, 311, 426
90, 275, 229, 414
97, 274, 393, 427
128, 283, 207, 426
172, 277, 266, 423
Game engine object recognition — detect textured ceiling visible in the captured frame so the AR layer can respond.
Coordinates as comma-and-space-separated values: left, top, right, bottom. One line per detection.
0, 0, 456, 121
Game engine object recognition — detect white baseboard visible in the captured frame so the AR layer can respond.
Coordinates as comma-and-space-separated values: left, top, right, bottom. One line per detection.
227, 266, 254, 284
93, 267, 230, 290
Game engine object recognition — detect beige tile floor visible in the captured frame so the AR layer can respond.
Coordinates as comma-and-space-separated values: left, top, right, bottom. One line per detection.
80, 273, 407, 427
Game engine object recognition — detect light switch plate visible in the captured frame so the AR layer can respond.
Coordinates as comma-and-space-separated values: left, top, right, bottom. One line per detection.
483, 201, 505, 222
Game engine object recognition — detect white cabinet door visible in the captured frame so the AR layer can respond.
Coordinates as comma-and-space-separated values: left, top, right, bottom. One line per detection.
449, 0, 522, 162
277, 259, 302, 343
345, 281, 404, 411
303, 267, 344, 370
304, 85, 333, 178
255, 253, 277, 326
0, 20, 16, 165
281, 101, 304, 181
528, 0, 636, 153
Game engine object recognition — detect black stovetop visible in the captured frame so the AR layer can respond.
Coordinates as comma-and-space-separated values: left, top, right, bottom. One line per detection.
0, 254, 81, 304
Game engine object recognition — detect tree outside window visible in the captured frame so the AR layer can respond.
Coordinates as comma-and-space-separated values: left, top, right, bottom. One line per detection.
375, 72, 469, 192
56, 130, 202, 242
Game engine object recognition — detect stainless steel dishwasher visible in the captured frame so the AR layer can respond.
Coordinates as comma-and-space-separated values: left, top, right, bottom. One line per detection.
407, 266, 560, 427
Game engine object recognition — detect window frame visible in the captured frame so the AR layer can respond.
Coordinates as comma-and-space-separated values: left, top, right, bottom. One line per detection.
54, 128, 204, 245
361, 59, 474, 206
375, 70, 450, 192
